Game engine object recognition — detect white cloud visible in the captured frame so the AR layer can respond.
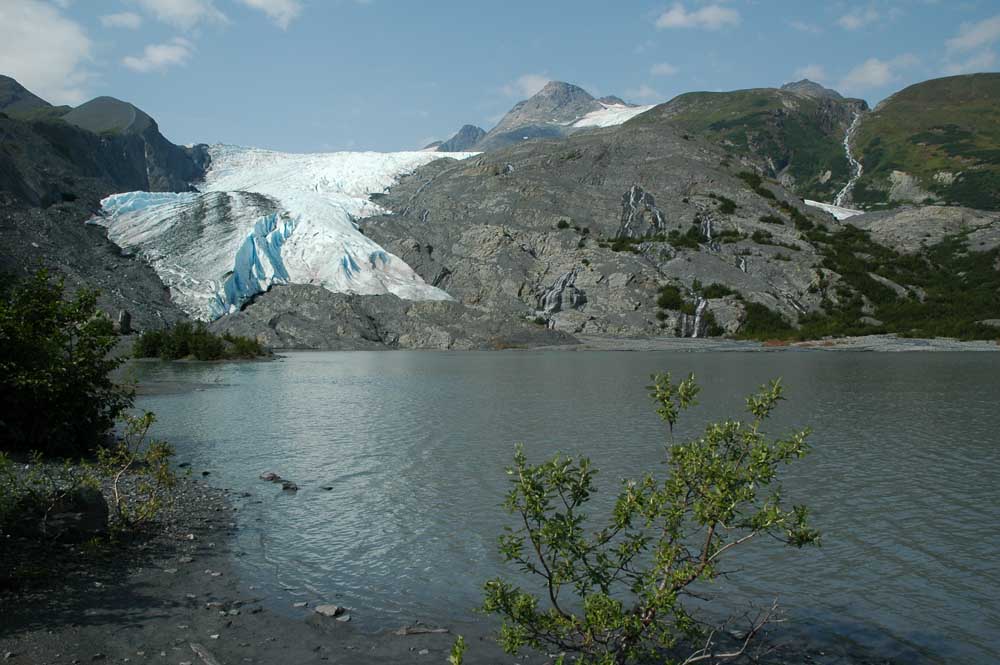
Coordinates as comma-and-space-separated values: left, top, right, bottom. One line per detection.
626, 84, 663, 102
100, 12, 143, 29
650, 62, 679, 77
839, 54, 918, 92
789, 19, 822, 34
501, 74, 550, 98
236, 0, 302, 29
943, 49, 997, 75
134, 0, 227, 29
655, 3, 739, 30
795, 64, 827, 82
838, 7, 879, 31
0, 0, 92, 104
123, 37, 195, 73
946, 15, 1000, 52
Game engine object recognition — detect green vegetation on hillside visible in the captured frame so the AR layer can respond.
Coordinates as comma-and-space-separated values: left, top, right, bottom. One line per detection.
853, 73, 1000, 210
738, 224, 1000, 341
635, 88, 856, 201
134, 322, 268, 361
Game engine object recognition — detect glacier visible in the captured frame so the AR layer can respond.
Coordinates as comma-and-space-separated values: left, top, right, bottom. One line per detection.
94, 145, 475, 320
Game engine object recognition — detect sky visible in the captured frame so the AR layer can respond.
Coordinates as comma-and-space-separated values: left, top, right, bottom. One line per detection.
1, 0, 998, 153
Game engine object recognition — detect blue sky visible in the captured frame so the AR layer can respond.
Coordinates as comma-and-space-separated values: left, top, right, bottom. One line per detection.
1, 1, 998, 152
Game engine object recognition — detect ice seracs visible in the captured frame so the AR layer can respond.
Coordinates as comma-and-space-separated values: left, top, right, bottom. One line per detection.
94, 145, 475, 320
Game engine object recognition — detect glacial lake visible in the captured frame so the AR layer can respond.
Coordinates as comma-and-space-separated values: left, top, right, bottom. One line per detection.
131, 350, 1000, 664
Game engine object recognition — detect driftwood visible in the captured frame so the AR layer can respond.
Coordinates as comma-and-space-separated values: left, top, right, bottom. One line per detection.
190, 643, 223, 665
394, 625, 450, 636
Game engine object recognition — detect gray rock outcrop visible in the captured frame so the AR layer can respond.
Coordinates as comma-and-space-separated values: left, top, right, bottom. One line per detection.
209, 284, 577, 350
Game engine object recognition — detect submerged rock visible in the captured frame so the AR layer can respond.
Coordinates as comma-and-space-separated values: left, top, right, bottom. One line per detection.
314, 605, 345, 618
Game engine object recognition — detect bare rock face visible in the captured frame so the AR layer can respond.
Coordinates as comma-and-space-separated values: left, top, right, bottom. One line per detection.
363, 112, 835, 339
209, 285, 577, 350
849, 206, 1000, 254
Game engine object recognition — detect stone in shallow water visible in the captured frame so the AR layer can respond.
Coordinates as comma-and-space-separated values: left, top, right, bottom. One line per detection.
314, 604, 345, 618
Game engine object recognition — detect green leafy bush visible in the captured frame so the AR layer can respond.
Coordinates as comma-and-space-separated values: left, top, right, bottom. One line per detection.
134, 322, 266, 361
656, 285, 684, 310
483, 373, 819, 664
0, 271, 132, 456
700, 282, 736, 299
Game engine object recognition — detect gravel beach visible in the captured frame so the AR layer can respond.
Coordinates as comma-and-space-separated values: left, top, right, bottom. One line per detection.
0, 474, 507, 664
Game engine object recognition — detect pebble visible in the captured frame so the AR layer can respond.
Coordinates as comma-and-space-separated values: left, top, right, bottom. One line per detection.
210, 634, 220, 640
418, 649, 429, 656
163, 568, 178, 574
178, 556, 194, 563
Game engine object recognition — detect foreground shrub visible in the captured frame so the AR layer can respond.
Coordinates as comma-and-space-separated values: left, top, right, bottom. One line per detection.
134, 322, 267, 360
0, 271, 132, 456
483, 373, 819, 664
95, 411, 176, 531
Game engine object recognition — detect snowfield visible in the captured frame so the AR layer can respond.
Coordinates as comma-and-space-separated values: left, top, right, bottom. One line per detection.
803, 199, 864, 221
572, 103, 655, 129
94, 146, 475, 320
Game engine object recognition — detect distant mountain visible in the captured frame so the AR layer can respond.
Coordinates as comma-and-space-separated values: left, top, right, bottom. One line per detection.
634, 83, 867, 201
437, 124, 486, 152
851, 73, 1000, 210
63, 96, 155, 135
0, 74, 51, 114
473, 81, 651, 151
780, 79, 844, 101
0, 75, 210, 329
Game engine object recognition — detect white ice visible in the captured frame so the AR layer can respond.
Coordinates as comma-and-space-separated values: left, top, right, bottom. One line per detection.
572, 103, 655, 129
803, 199, 864, 221
95, 145, 475, 320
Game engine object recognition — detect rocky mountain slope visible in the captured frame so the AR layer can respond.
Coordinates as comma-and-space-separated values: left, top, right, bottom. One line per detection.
0, 75, 51, 115
436, 124, 486, 152
210, 284, 576, 350
0, 78, 208, 328
2, 72, 997, 347
851, 73, 1000, 211
359, 97, 1000, 342
637, 81, 868, 203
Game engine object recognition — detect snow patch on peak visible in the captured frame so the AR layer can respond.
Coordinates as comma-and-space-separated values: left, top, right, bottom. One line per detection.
572, 103, 655, 128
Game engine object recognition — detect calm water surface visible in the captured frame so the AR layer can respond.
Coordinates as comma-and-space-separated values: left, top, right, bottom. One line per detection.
131, 350, 1000, 664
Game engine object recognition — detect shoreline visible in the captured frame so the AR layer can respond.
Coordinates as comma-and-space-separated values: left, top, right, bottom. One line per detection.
0, 472, 908, 664
0, 474, 502, 664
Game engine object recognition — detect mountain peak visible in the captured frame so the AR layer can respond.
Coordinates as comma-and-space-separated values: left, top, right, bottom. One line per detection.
781, 79, 844, 100
0, 75, 51, 114
437, 124, 486, 152
63, 96, 154, 135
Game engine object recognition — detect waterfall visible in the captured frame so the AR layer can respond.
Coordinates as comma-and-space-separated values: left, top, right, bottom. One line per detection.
738, 256, 748, 274
691, 298, 708, 339
834, 111, 864, 208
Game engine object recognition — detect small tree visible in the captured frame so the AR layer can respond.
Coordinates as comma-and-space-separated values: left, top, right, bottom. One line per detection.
96, 411, 176, 531
483, 373, 820, 664
0, 271, 133, 456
